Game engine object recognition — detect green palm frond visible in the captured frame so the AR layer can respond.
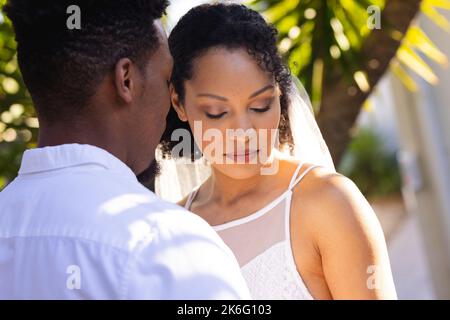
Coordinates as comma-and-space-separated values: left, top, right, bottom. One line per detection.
247, 0, 449, 103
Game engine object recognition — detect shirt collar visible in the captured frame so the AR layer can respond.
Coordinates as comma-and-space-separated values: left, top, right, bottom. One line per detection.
18, 143, 137, 180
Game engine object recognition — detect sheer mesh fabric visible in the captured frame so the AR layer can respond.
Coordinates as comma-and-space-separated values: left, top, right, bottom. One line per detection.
185, 163, 319, 299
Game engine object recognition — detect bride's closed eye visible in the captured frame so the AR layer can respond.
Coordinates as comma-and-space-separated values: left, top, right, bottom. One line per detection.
205, 111, 227, 119
250, 105, 271, 113
205, 105, 271, 119
249, 97, 275, 113
202, 96, 275, 119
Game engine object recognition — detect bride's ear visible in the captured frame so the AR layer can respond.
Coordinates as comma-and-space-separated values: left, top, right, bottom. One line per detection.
170, 83, 188, 122
276, 84, 282, 97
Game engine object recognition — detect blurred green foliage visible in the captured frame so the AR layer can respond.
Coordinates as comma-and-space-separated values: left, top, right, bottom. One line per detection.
248, 0, 449, 111
339, 128, 402, 199
0, 8, 37, 189
248, 0, 383, 110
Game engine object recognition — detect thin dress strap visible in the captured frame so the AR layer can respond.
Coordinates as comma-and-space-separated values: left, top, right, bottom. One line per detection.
288, 162, 305, 189
289, 164, 321, 190
184, 186, 200, 210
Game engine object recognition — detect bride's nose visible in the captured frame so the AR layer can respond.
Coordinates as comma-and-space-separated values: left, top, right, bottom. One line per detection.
232, 121, 255, 142
230, 115, 254, 138
225, 116, 258, 151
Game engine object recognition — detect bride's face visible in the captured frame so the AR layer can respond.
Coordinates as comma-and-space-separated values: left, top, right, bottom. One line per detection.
172, 48, 281, 179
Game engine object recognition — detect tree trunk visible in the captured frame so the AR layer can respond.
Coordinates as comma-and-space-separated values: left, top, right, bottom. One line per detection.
317, 0, 422, 166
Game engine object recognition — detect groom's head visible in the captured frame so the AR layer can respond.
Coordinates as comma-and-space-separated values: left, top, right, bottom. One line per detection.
4, 0, 172, 175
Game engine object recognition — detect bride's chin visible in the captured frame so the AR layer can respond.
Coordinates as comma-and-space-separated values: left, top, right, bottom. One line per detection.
211, 158, 279, 180
212, 163, 264, 180
206, 148, 281, 179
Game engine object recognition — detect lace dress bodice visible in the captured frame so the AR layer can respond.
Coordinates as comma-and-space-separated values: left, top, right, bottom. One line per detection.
185, 163, 319, 300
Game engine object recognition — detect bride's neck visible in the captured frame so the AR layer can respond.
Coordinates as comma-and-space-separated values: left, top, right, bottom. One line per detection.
205, 166, 271, 207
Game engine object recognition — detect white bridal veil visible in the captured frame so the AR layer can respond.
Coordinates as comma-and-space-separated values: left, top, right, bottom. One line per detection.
155, 77, 336, 203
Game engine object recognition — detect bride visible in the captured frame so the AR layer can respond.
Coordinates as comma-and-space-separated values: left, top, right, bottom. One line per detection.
157, 3, 397, 300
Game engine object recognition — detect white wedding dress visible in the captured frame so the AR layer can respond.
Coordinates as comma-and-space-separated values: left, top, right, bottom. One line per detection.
184, 162, 319, 300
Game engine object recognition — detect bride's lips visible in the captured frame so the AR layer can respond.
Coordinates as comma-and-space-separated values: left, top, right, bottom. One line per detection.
224, 149, 259, 162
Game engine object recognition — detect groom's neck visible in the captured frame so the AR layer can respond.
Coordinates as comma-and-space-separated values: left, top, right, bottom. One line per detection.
37, 119, 128, 168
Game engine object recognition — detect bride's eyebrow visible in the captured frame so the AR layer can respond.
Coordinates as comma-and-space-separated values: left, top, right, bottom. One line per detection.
196, 93, 228, 101
248, 84, 274, 99
196, 84, 274, 102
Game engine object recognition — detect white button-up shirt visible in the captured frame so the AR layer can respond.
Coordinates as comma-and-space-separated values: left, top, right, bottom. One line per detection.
0, 144, 250, 299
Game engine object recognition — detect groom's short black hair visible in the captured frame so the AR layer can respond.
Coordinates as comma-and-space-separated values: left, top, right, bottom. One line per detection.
3, 0, 169, 123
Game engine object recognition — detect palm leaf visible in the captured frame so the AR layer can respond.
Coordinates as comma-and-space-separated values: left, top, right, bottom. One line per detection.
249, 0, 449, 101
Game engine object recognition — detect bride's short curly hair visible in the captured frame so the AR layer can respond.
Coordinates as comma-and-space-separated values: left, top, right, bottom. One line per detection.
159, 3, 294, 160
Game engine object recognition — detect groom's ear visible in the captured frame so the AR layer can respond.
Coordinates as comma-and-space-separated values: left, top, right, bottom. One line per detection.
170, 83, 188, 122
114, 58, 135, 104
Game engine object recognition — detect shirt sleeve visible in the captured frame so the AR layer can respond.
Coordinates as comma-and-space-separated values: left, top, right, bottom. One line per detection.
122, 210, 251, 300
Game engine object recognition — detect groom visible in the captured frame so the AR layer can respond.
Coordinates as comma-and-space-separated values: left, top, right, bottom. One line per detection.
0, 0, 249, 299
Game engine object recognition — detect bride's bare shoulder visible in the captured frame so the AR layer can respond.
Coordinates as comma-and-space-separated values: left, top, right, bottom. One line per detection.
290, 164, 395, 299
277, 158, 334, 182
291, 164, 368, 218
290, 163, 384, 251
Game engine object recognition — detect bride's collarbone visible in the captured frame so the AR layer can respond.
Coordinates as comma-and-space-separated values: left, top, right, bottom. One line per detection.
191, 184, 285, 225
190, 160, 305, 224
